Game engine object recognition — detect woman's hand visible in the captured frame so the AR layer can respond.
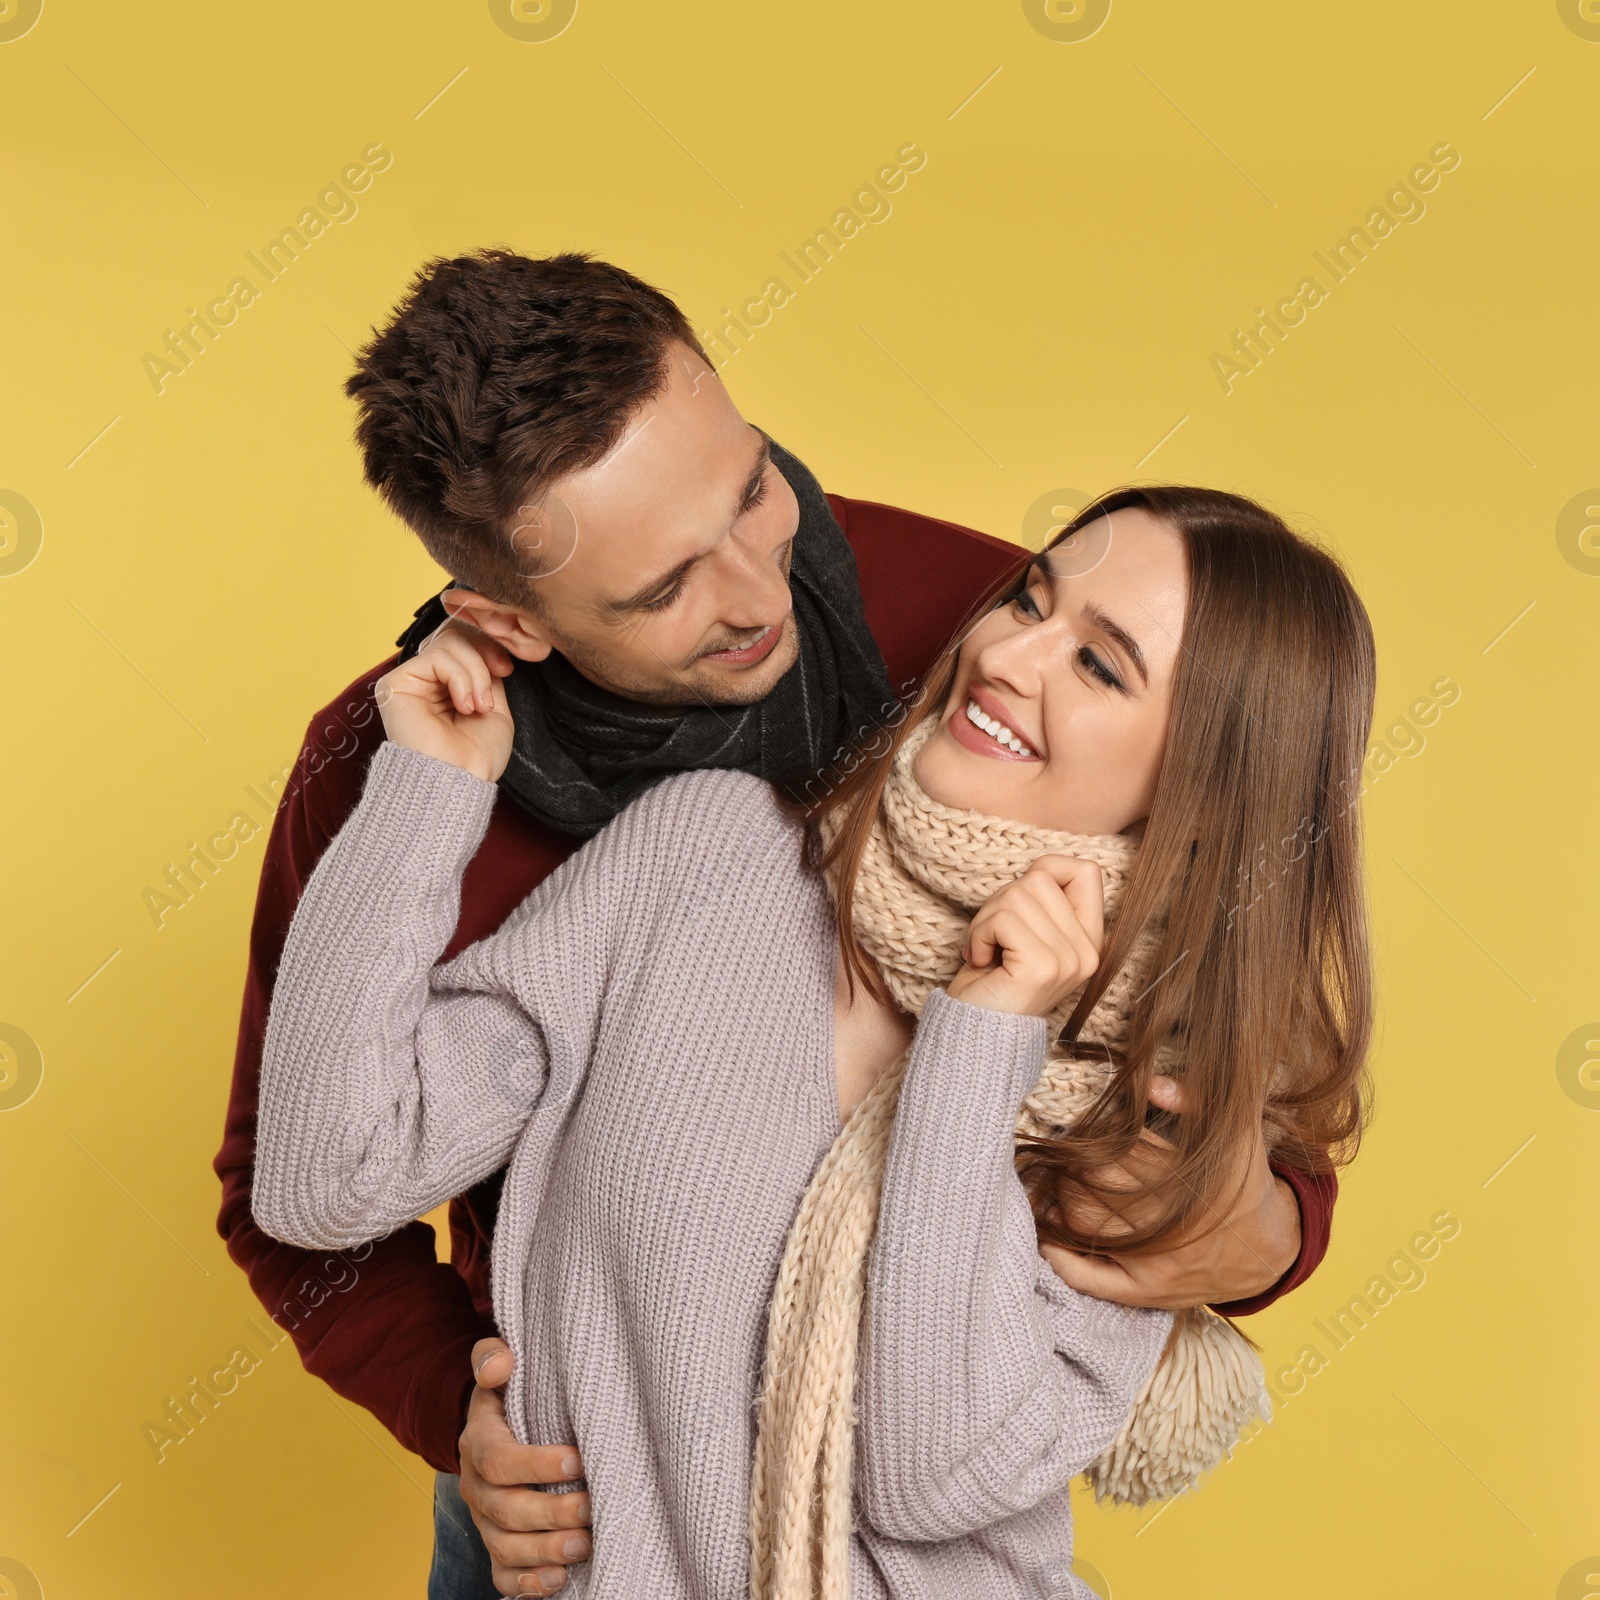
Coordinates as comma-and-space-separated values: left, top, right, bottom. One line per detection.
946, 855, 1105, 1018
376, 617, 517, 782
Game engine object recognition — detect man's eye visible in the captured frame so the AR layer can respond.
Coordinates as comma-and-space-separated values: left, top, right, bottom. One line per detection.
740, 471, 771, 516
641, 578, 687, 614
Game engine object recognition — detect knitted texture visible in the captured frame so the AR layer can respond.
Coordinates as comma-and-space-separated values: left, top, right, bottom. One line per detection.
256, 747, 1169, 1597
749, 721, 1270, 1600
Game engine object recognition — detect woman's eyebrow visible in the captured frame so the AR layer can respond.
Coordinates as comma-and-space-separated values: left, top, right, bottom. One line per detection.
1081, 599, 1149, 686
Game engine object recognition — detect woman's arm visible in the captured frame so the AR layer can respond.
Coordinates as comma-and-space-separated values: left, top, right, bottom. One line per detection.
853, 988, 1174, 1542
253, 740, 555, 1249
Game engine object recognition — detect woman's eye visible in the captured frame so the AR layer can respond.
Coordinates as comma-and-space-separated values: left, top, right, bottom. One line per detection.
1079, 646, 1124, 690
1010, 587, 1044, 620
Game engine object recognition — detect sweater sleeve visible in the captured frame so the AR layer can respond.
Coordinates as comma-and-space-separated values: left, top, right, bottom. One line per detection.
253, 741, 629, 1252
854, 988, 1175, 1543
214, 689, 499, 1475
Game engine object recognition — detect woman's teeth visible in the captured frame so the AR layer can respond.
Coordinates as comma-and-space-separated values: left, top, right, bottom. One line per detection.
965, 700, 1033, 756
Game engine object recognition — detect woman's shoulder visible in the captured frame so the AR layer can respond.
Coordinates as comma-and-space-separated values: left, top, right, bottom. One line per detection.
598, 768, 808, 873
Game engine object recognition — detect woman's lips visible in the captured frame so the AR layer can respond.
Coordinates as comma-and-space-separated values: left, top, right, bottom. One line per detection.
700, 624, 783, 667
948, 698, 1040, 762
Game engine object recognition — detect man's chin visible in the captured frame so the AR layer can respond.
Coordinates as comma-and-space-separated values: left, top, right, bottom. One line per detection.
685, 621, 800, 706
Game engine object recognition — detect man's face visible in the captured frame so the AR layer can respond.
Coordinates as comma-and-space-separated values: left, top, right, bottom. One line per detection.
487, 343, 802, 707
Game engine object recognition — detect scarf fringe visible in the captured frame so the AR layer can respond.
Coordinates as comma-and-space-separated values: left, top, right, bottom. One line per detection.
1085, 1307, 1272, 1506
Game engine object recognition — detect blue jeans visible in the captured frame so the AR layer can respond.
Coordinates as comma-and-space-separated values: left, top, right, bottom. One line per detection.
429, 1473, 499, 1600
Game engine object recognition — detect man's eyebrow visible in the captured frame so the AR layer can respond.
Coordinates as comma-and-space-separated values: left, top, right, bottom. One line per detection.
1082, 599, 1149, 687
605, 430, 772, 614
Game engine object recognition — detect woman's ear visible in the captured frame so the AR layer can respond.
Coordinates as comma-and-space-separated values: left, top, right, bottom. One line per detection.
441, 588, 554, 662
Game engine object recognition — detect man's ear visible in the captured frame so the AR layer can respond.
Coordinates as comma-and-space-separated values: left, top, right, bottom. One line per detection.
441, 588, 554, 662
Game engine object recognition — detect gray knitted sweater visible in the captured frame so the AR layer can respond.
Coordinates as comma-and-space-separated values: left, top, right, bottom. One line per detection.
254, 741, 1173, 1599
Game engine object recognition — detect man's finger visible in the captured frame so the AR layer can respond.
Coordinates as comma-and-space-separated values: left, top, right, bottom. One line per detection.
471, 1481, 591, 1537
1040, 1243, 1143, 1301
472, 1337, 515, 1388
1148, 1073, 1188, 1114
478, 1438, 585, 1488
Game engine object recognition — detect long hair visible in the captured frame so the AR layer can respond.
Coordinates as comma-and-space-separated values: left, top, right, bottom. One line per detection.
807, 485, 1377, 1257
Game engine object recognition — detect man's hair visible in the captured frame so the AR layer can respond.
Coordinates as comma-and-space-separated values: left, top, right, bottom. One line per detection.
345, 249, 707, 604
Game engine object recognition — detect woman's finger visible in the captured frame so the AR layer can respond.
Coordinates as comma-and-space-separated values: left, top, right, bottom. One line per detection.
1027, 855, 1105, 953
424, 623, 517, 703
1013, 869, 1101, 987
425, 638, 488, 716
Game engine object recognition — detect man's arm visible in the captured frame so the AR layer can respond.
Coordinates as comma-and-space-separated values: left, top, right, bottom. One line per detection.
1210, 1165, 1337, 1316
1040, 1075, 1338, 1313
213, 674, 496, 1473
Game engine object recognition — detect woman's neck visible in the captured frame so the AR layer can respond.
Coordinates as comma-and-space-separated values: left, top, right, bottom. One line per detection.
832, 951, 913, 1124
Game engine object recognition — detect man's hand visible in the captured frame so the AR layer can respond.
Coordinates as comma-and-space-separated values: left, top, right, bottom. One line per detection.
1038, 1076, 1301, 1310
458, 1339, 593, 1597
375, 616, 516, 782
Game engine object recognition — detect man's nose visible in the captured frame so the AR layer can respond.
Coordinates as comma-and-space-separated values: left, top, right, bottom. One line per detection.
710, 530, 794, 628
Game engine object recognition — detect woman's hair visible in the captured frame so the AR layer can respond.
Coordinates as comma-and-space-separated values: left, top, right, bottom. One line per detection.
808, 484, 1377, 1259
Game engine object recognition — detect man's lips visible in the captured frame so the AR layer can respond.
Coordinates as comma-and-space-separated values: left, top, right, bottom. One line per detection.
700, 623, 783, 667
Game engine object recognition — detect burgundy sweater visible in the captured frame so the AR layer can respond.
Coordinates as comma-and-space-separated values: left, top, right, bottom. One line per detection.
213, 493, 1336, 1474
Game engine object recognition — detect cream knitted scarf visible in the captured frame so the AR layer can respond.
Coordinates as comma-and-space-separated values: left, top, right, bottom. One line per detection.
748, 719, 1271, 1600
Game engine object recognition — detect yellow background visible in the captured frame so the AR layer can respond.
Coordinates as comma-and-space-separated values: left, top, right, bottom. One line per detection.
2, 1, 1596, 1596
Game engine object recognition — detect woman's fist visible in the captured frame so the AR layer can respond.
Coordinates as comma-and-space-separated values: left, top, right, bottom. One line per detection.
946, 855, 1105, 1018
375, 618, 517, 782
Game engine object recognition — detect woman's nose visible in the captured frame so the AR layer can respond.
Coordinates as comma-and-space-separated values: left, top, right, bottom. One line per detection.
973, 618, 1063, 698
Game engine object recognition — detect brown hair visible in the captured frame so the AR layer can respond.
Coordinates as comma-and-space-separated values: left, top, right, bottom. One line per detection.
813, 484, 1377, 1258
345, 249, 707, 604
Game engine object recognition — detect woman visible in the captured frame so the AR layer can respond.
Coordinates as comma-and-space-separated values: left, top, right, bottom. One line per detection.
254, 485, 1374, 1599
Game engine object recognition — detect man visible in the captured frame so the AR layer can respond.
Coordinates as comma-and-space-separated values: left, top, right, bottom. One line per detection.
215, 250, 1335, 1598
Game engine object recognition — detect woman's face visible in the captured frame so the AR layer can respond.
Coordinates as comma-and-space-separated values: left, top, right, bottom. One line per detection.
913, 508, 1188, 837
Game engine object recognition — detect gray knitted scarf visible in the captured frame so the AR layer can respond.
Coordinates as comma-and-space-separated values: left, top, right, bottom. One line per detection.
395, 439, 896, 838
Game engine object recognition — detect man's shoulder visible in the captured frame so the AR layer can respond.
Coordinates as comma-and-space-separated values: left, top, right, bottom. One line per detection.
826, 492, 1024, 570
825, 493, 1024, 692
277, 657, 396, 823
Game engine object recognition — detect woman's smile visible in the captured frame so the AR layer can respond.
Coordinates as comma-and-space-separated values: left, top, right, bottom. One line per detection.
947, 686, 1042, 762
